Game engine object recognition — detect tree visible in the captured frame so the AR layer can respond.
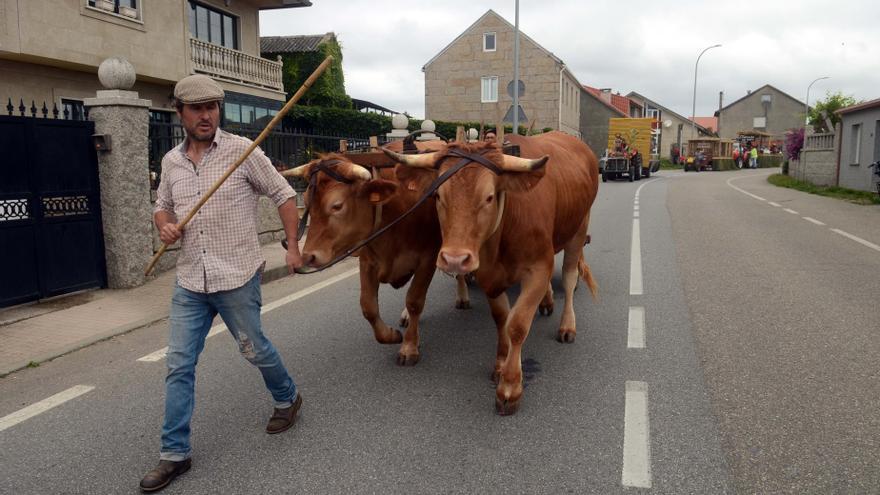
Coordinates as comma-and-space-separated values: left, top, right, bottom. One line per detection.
808, 91, 857, 132
273, 37, 352, 109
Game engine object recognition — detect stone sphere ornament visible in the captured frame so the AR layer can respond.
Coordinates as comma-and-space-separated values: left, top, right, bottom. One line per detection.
391, 113, 408, 130
421, 120, 436, 132
98, 57, 136, 90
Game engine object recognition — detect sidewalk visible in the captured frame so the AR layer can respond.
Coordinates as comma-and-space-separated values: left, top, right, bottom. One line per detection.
0, 242, 295, 377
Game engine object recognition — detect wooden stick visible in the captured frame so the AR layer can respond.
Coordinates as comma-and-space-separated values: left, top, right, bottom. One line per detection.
144, 56, 334, 276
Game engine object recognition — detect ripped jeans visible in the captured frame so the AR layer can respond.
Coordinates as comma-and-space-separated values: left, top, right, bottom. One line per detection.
160, 271, 297, 461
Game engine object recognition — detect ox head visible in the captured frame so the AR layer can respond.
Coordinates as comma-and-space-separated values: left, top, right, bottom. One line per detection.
282, 154, 398, 267
383, 141, 548, 275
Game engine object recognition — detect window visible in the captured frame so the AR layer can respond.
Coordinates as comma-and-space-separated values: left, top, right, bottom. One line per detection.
850, 123, 861, 165
483, 32, 496, 52
188, 1, 238, 50
753, 117, 766, 129
88, 0, 139, 18
224, 103, 241, 124
481, 76, 498, 103
647, 108, 659, 119
61, 99, 85, 121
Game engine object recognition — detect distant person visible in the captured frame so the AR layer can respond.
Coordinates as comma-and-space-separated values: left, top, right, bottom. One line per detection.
749, 146, 759, 168
141, 74, 304, 493
733, 147, 741, 168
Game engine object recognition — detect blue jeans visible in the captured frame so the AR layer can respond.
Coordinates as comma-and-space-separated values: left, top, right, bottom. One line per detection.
160, 271, 297, 461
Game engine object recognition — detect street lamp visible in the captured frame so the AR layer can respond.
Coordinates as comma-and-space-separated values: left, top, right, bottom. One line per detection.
805, 76, 830, 127
691, 44, 721, 143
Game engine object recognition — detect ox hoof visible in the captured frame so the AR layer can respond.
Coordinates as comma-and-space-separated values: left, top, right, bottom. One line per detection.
538, 304, 554, 316
396, 352, 420, 366
455, 299, 471, 310
377, 330, 403, 345
556, 330, 576, 343
495, 396, 520, 416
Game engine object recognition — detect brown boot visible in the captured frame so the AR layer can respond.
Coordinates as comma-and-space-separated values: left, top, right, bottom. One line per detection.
266, 393, 302, 434
139, 458, 191, 492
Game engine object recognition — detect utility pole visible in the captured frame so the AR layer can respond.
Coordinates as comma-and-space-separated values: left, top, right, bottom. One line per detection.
512, 0, 520, 135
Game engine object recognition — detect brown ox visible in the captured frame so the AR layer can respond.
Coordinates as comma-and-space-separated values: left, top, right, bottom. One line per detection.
282, 140, 469, 366
385, 131, 599, 414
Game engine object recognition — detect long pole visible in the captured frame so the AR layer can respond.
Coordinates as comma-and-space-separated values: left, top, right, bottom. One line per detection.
691, 44, 721, 144
144, 56, 334, 276
805, 76, 830, 126
512, 0, 520, 134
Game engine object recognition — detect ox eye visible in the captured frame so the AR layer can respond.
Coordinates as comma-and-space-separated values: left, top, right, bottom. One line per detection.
330, 201, 343, 212
486, 194, 494, 204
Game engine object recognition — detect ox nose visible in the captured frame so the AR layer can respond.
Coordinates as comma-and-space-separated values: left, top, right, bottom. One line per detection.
439, 250, 474, 275
301, 252, 317, 267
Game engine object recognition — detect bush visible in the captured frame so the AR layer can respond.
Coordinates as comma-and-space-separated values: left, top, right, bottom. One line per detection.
758, 155, 784, 168
784, 128, 804, 160
712, 158, 737, 171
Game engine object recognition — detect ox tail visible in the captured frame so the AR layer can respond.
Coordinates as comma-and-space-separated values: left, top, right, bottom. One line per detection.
578, 253, 598, 300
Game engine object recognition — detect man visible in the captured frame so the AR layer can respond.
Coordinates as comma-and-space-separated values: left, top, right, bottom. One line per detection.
749, 145, 759, 168
140, 74, 304, 492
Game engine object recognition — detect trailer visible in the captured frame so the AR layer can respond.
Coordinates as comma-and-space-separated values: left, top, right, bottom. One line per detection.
599, 118, 658, 182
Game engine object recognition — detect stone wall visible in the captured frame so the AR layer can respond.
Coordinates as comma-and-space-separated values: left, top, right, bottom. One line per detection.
788, 127, 839, 187
717, 86, 804, 141
580, 93, 620, 157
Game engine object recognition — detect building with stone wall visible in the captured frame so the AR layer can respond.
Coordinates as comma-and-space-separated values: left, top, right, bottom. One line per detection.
580, 89, 627, 158
715, 84, 805, 143
0, 0, 311, 124
626, 92, 713, 160
423, 10, 582, 137
837, 98, 880, 192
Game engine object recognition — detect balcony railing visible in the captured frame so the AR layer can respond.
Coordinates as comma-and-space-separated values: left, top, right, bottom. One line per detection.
190, 38, 283, 92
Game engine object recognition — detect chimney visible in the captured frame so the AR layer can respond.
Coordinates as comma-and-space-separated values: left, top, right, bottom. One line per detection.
599, 88, 612, 104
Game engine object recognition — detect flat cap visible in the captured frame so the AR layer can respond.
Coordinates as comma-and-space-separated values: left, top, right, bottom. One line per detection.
174, 74, 224, 104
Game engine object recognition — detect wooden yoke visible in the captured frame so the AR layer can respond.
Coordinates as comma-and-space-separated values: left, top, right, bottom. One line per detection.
144, 56, 334, 277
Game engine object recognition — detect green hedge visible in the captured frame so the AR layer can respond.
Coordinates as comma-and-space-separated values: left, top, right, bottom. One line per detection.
269, 38, 351, 109
758, 155, 784, 168
712, 158, 737, 171
283, 105, 547, 140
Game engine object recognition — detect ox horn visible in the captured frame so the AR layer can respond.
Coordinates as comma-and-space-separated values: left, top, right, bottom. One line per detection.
381, 149, 437, 168
281, 163, 310, 178
500, 154, 549, 172
348, 164, 372, 181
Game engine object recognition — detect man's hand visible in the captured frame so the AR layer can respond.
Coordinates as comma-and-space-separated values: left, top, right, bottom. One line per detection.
159, 223, 183, 245
286, 247, 304, 274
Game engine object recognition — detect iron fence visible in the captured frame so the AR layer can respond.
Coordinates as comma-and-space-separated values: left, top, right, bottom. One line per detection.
148, 122, 386, 190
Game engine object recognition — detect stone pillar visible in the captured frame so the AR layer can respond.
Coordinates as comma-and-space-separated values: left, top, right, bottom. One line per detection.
386, 113, 410, 141
84, 57, 153, 289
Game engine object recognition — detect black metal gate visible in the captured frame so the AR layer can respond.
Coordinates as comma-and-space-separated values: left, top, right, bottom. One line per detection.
0, 113, 106, 308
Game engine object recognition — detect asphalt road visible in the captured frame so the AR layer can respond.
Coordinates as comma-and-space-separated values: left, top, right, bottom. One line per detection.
1, 168, 877, 494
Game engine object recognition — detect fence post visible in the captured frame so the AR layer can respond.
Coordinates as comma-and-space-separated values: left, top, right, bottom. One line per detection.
84, 58, 153, 288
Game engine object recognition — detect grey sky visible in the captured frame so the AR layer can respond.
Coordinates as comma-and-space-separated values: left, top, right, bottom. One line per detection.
261, 0, 880, 120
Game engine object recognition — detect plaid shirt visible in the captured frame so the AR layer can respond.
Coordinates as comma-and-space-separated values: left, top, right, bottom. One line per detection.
155, 129, 295, 293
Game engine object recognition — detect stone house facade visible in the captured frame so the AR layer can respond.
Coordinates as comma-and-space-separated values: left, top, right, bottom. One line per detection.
715, 84, 805, 142
423, 9, 582, 137
0, 0, 310, 123
837, 98, 880, 192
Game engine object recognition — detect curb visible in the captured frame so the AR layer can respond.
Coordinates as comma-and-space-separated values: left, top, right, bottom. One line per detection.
0, 262, 291, 378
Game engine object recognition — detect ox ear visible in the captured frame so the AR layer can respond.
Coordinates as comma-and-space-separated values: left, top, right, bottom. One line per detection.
359, 179, 399, 206
496, 166, 547, 193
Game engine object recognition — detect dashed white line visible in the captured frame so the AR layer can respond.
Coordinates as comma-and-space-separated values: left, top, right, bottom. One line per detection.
803, 217, 826, 226
629, 219, 643, 296
137, 267, 360, 362
627, 307, 646, 349
622, 381, 652, 488
0, 385, 95, 433
783, 208, 799, 215
831, 229, 880, 252
633, 211, 640, 218
768, 201, 781, 207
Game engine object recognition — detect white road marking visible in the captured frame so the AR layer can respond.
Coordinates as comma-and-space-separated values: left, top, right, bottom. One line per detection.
627, 306, 646, 349
629, 219, 643, 295
803, 217, 826, 226
783, 208, 799, 215
0, 385, 95, 433
634, 211, 640, 218
634, 205, 640, 211
725, 176, 767, 201
831, 229, 880, 252
768, 202, 781, 207
622, 381, 652, 488
137, 267, 360, 362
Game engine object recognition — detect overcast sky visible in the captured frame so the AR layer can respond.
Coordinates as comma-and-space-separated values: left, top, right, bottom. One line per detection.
261, 0, 880, 120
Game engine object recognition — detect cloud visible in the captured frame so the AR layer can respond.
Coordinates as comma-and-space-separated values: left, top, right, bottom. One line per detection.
260, 0, 880, 119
